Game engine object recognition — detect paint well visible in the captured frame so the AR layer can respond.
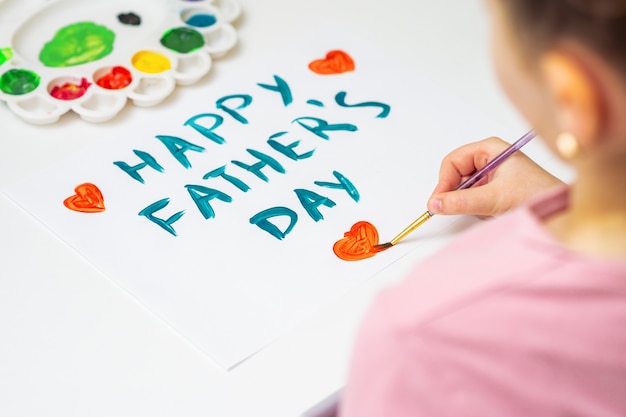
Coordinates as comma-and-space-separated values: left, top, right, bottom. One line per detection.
160, 27, 204, 53
50, 77, 91, 100
132, 51, 171, 73
0, 69, 40, 95
96, 66, 133, 89
39, 22, 115, 67
185, 13, 217, 28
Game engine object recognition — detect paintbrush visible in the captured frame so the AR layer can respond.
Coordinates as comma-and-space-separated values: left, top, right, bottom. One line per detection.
373, 129, 537, 252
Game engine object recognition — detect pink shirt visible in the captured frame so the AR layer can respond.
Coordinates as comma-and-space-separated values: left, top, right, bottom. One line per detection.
340, 187, 626, 417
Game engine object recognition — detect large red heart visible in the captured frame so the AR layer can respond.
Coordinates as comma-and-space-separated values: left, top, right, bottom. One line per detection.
63, 183, 106, 213
308, 50, 355, 75
333, 221, 380, 261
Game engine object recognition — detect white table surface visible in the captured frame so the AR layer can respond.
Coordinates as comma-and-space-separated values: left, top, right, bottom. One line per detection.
0, 1, 571, 416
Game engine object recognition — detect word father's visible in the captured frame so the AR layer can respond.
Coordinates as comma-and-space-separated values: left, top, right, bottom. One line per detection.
113, 75, 390, 239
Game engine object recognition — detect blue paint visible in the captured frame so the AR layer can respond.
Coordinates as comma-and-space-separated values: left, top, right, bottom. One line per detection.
335, 91, 391, 118
216, 94, 252, 124
186, 14, 217, 28
258, 75, 293, 106
293, 116, 358, 140
185, 113, 226, 144
114, 149, 164, 184
138, 198, 185, 236
294, 188, 336, 222
250, 207, 298, 240
314, 170, 360, 202
185, 184, 232, 219
307, 99, 325, 107
203, 165, 250, 192
268, 131, 315, 161
231, 149, 286, 182
156, 135, 206, 169
269, 131, 288, 139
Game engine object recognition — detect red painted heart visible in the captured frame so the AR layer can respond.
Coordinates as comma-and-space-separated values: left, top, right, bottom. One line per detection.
63, 183, 106, 213
308, 50, 355, 75
333, 221, 379, 261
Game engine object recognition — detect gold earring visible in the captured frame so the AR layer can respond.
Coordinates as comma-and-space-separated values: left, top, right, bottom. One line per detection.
556, 132, 580, 159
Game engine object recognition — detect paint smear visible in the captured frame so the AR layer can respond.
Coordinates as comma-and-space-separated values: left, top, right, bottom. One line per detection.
0, 47, 13, 66
39, 22, 115, 67
96, 66, 133, 89
308, 50, 355, 75
0, 68, 40, 95
185, 14, 217, 28
50, 77, 91, 100
118, 12, 141, 26
333, 221, 380, 261
160, 27, 204, 53
307, 99, 325, 107
63, 183, 106, 213
132, 51, 171, 74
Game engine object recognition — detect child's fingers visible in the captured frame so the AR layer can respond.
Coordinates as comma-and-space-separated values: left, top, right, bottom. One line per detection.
427, 187, 499, 217
431, 137, 510, 195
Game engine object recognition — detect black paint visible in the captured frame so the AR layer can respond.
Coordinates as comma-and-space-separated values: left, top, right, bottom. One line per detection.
118, 12, 141, 26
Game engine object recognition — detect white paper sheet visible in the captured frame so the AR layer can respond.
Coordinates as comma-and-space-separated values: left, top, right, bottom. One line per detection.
3, 26, 499, 369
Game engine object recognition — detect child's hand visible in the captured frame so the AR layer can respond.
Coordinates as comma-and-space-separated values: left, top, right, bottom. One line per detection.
427, 137, 564, 217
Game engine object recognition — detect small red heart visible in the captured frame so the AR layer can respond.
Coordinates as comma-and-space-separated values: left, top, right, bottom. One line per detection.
63, 183, 106, 213
333, 221, 379, 261
308, 50, 355, 75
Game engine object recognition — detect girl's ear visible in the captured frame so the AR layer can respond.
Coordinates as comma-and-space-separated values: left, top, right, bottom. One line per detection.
540, 49, 604, 150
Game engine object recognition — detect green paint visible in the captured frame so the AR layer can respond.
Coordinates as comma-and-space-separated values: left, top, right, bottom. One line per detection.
39, 22, 115, 67
160, 27, 204, 53
0, 69, 40, 95
0, 48, 13, 66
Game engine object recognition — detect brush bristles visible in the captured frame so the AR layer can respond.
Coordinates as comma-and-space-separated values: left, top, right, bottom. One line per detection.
371, 242, 393, 252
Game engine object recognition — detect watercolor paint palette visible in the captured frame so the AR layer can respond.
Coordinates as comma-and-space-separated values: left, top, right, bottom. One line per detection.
0, 0, 241, 124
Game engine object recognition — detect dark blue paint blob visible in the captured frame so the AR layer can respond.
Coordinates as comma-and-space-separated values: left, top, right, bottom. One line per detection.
186, 14, 217, 28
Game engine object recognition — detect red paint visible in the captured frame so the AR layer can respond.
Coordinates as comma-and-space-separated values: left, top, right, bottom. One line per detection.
63, 183, 106, 213
50, 78, 91, 100
308, 50, 355, 75
96, 66, 133, 90
333, 221, 380, 261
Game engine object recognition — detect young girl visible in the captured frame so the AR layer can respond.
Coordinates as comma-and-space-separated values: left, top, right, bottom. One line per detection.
339, 0, 626, 415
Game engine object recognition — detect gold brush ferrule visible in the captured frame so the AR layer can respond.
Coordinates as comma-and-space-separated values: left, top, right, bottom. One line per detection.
389, 210, 433, 245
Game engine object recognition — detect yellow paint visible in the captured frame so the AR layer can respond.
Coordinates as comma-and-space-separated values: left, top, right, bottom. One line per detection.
131, 50, 171, 74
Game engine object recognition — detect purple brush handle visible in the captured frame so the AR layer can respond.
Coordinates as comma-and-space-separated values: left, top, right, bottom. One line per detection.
455, 129, 536, 190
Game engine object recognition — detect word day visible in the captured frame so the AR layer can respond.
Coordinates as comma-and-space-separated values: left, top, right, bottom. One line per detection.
112, 74, 391, 239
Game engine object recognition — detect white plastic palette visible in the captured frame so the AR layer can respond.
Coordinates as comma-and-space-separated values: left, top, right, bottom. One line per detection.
0, 0, 241, 124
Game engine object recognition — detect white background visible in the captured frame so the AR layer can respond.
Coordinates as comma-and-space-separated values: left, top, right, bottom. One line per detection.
0, 0, 572, 416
